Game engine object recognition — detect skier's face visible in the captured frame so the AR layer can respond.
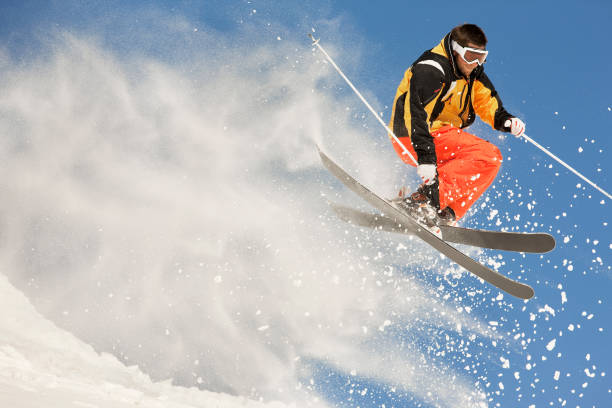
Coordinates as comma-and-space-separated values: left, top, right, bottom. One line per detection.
454, 42, 484, 77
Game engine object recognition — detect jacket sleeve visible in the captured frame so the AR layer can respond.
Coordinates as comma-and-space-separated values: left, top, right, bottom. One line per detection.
472, 72, 514, 132
403, 63, 445, 164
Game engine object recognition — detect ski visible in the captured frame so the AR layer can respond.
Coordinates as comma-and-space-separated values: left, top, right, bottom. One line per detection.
330, 203, 555, 254
318, 146, 535, 299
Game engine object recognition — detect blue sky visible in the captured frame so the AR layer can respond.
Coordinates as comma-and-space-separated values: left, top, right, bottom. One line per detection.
1, 1, 610, 407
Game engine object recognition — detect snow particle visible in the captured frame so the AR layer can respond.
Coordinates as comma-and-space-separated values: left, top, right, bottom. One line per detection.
538, 304, 556, 316
500, 356, 510, 369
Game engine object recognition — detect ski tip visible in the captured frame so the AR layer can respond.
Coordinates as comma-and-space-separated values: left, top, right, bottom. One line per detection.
543, 235, 556, 253
328, 202, 355, 223
316, 144, 329, 162
316, 145, 338, 176
527, 233, 556, 253
315, 144, 323, 159
509, 283, 534, 300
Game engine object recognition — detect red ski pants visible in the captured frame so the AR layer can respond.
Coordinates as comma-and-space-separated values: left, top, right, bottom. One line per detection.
391, 125, 502, 220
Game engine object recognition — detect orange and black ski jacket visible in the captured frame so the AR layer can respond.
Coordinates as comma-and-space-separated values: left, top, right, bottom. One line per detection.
389, 33, 514, 165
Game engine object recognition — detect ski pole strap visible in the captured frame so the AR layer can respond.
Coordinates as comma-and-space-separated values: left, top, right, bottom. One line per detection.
308, 34, 418, 166
521, 133, 611, 201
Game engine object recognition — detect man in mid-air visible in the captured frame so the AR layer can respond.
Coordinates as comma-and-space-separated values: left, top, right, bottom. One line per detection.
389, 23, 525, 226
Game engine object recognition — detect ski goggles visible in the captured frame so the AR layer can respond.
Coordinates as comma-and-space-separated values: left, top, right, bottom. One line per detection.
451, 40, 488, 65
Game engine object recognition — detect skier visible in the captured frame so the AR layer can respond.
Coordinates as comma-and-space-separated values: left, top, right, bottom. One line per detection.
389, 23, 525, 226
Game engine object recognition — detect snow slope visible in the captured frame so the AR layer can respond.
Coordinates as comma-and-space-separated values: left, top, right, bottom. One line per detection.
0, 273, 295, 408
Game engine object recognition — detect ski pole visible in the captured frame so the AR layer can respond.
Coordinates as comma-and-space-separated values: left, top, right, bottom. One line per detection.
308, 34, 418, 166
520, 133, 611, 201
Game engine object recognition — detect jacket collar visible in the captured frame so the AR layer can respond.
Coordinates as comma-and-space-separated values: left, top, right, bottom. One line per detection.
443, 33, 461, 79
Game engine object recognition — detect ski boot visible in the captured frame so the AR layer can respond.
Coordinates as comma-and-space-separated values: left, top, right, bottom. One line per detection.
395, 189, 438, 226
392, 186, 457, 234
436, 206, 457, 227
